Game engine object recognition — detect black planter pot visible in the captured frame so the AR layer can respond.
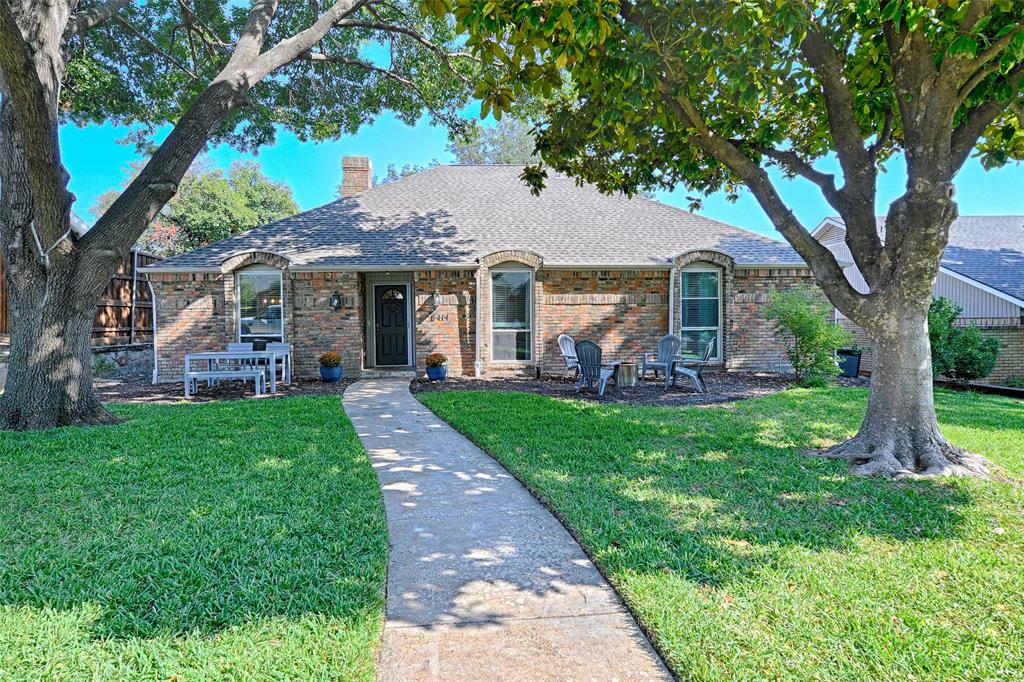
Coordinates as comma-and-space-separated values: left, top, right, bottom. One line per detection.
837, 349, 863, 378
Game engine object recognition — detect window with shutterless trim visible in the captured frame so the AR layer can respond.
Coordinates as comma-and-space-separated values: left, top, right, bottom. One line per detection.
678, 267, 721, 361
490, 269, 532, 362
237, 268, 284, 343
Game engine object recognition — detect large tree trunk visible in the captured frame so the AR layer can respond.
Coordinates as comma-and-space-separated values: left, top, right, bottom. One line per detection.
824, 303, 990, 478
0, 268, 116, 430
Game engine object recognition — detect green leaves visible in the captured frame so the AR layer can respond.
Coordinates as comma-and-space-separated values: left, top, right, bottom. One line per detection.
63, 1, 480, 152
947, 34, 979, 58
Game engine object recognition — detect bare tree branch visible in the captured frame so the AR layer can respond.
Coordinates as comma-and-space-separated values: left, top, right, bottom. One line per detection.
81, 0, 372, 277
246, 0, 368, 81
302, 50, 463, 129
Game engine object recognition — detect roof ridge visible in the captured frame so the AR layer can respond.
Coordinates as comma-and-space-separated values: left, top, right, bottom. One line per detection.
630, 192, 788, 245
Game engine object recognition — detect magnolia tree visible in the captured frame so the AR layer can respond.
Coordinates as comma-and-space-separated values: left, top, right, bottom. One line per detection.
456, 0, 1024, 478
0, 0, 479, 429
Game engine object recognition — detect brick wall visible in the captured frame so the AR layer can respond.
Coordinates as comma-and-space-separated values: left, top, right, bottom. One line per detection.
414, 270, 476, 375
290, 271, 362, 377
842, 318, 1024, 382
986, 325, 1024, 381
537, 269, 669, 372
728, 267, 819, 371
151, 272, 229, 382
151, 266, 363, 382
152, 259, 825, 382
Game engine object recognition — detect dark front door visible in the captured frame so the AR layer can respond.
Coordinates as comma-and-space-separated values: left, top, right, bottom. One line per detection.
374, 285, 409, 365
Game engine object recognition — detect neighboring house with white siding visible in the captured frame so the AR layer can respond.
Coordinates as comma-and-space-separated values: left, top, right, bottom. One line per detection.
813, 215, 1024, 381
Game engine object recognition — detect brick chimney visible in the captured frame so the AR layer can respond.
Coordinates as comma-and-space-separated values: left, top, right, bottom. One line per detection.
341, 156, 372, 196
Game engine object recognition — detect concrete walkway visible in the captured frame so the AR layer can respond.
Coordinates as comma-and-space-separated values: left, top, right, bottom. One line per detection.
343, 378, 671, 682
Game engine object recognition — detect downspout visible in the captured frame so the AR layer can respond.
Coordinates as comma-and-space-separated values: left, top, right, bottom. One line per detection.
668, 264, 676, 335
129, 250, 139, 345
148, 278, 158, 384
474, 261, 482, 377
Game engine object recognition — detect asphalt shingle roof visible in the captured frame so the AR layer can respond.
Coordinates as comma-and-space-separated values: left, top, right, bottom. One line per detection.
830, 215, 1024, 304
935, 216, 1024, 303
149, 165, 803, 271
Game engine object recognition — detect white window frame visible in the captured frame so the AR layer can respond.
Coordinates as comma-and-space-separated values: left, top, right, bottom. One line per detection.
236, 266, 285, 343
490, 268, 534, 363
679, 266, 722, 362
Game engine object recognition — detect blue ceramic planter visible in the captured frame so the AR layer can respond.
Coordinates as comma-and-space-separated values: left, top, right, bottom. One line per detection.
425, 365, 448, 382
320, 365, 343, 383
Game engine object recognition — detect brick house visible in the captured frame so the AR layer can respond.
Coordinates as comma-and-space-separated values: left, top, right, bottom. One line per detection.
814, 216, 1024, 381
146, 158, 818, 382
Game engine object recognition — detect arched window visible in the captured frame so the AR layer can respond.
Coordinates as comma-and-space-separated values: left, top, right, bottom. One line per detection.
679, 264, 720, 361
236, 266, 284, 343
491, 266, 533, 362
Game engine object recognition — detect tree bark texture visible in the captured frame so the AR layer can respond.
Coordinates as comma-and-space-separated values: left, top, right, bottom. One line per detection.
824, 305, 989, 478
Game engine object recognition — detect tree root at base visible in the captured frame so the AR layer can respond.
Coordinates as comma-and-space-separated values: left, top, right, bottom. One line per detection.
819, 434, 993, 480
0, 398, 122, 431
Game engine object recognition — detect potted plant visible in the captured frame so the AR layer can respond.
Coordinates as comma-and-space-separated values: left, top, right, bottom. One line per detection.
424, 352, 448, 381
836, 343, 866, 378
319, 351, 343, 383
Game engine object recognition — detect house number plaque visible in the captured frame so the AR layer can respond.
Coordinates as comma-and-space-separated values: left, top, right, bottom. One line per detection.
429, 313, 450, 322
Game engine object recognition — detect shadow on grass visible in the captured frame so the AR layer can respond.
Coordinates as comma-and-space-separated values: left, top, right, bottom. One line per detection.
0, 397, 388, 641
420, 387, 984, 588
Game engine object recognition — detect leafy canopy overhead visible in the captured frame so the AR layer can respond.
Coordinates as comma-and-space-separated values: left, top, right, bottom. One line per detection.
452, 0, 1024, 201
64, 0, 481, 152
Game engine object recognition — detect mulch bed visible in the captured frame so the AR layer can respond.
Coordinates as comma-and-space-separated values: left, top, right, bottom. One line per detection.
95, 375, 357, 404
410, 371, 797, 407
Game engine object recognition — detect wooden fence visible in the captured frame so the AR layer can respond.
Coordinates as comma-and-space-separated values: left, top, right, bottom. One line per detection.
93, 251, 161, 345
0, 250, 161, 345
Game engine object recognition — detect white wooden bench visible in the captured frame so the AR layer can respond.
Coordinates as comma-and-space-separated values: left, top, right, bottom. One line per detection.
184, 367, 265, 398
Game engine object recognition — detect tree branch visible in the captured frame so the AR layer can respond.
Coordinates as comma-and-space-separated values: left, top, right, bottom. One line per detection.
65, 0, 131, 38
867, 107, 895, 158
302, 50, 463, 129
114, 15, 199, 79
80, 0, 372, 284
335, 18, 477, 85
951, 62, 1024, 172
656, 81, 868, 319
247, 0, 369, 81
798, 26, 887, 287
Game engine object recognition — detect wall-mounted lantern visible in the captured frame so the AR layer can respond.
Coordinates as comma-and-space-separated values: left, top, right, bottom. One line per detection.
432, 290, 441, 308
329, 292, 343, 310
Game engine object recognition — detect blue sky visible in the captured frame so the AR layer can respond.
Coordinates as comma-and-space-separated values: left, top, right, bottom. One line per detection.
60, 110, 1024, 240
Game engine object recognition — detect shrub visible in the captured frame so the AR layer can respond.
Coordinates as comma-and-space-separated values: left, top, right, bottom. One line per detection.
765, 287, 851, 384
1004, 376, 1024, 389
928, 298, 999, 384
318, 351, 341, 368
425, 352, 447, 368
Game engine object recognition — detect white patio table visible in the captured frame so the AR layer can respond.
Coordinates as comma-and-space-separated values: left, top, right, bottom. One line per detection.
184, 350, 278, 396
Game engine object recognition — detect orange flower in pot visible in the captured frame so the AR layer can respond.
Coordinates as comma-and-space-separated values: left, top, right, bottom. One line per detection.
424, 352, 447, 381
319, 351, 343, 383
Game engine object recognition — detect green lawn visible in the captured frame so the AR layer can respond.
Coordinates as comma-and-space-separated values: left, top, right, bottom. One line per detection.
0, 397, 387, 681
419, 387, 1024, 681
